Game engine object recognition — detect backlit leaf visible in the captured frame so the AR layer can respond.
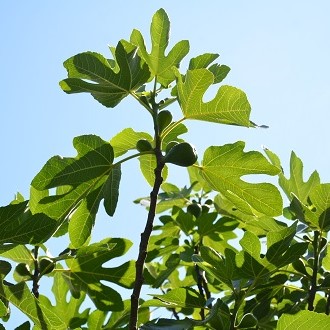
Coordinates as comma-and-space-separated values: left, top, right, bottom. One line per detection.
110, 128, 153, 157
200, 141, 283, 216
277, 310, 330, 330
130, 8, 189, 87
174, 67, 253, 127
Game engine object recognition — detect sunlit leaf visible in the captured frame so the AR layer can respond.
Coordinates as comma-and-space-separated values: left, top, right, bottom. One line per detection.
265, 149, 320, 204
110, 128, 153, 157
60, 40, 150, 107
277, 310, 330, 330
130, 8, 189, 87
139, 154, 168, 186
174, 67, 253, 127
200, 141, 283, 216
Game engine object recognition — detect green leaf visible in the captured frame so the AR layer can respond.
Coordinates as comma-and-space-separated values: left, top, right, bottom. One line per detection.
193, 246, 238, 288
200, 142, 283, 216
265, 149, 320, 204
236, 231, 274, 280
277, 310, 330, 329
110, 128, 153, 157
130, 8, 189, 87
139, 154, 168, 186
0, 261, 66, 329
174, 67, 253, 127
38, 266, 89, 329
63, 238, 135, 311
144, 287, 206, 309
31, 135, 115, 247
103, 164, 121, 216
0, 201, 57, 245
161, 122, 188, 151
86, 310, 107, 330
60, 40, 150, 107
188, 53, 231, 84
141, 318, 194, 330
0, 244, 33, 265
300, 183, 330, 230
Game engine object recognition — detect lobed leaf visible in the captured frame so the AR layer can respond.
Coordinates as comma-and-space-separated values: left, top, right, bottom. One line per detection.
30, 135, 117, 247
174, 67, 253, 127
63, 238, 135, 311
200, 141, 283, 216
130, 8, 189, 87
60, 41, 150, 107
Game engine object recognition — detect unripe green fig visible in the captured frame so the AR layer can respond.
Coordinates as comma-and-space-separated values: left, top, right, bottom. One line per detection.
136, 139, 153, 152
164, 142, 197, 167
202, 204, 210, 213
165, 141, 179, 153
15, 263, 31, 277
39, 258, 55, 275
187, 203, 202, 218
157, 110, 172, 133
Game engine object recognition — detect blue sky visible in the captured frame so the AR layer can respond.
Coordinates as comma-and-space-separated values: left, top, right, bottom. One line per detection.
1, 1, 330, 327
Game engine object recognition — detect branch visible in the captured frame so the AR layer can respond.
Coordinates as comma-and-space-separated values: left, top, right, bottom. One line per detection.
129, 91, 165, 330
308, 230, 320, 311
31, 246, 40, 298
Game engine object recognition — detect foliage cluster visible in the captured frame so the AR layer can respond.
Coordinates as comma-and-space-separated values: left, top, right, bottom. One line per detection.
1, 8, 330, 330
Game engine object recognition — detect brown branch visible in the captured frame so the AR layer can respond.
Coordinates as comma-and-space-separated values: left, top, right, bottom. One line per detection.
129, 93, 164, 329
308, 231, 320, 311
32, 246, 40, 298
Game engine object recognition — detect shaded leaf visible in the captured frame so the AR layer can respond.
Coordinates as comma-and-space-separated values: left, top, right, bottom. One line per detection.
60, 40, 150, 107
31, 135, 116, 247
200, 142, 283, 216
0, 261, 65, 329
130, 8, 189, 87
144, 287, 206, 309
0, 201, 57, 245
38, 266, 89, 329
63, 238, 135, 311
103, 164, 121, 216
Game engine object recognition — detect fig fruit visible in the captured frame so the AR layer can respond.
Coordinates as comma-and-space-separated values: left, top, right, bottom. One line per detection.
187, 203, 202, 218
15, 263, 31, 277
39, 258, 55, 275
136, 139, 153, 152
157, 110, 172, 133
164, 142, 197, 167
165, 141, 179, 153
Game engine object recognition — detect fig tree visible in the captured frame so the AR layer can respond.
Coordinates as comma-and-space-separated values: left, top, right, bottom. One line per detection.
164, 142, 197, 167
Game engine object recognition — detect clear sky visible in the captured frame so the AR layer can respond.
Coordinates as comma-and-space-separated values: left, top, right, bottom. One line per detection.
1, 0, 330, 327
